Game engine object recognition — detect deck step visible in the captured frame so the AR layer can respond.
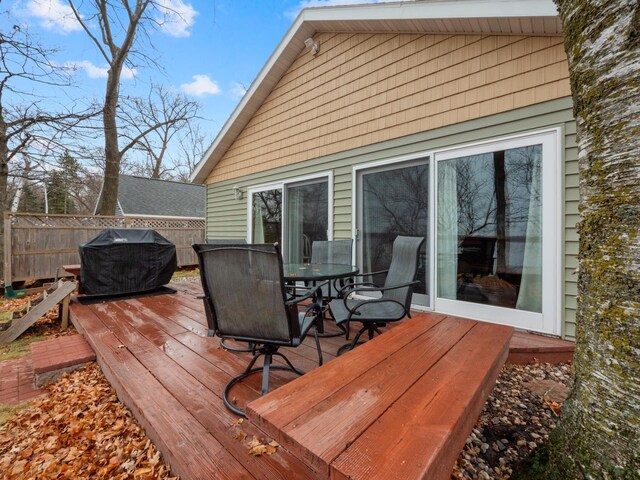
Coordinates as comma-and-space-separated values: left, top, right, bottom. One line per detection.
247, 315, 513, 480
30, 334, 96, 387
508, 331, 575, 364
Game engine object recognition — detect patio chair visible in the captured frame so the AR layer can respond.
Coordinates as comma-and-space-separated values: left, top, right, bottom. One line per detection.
329, 235, 425, 355
193, 243, 324, 417
202, 239, 250, 352
305, 239, 354, 296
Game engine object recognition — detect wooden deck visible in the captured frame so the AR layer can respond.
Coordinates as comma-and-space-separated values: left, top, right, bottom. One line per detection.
69, 282, 555, 479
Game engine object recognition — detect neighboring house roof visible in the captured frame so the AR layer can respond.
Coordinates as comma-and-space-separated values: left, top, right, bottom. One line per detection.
102, 174, 205, 218
190, 0, 561, 184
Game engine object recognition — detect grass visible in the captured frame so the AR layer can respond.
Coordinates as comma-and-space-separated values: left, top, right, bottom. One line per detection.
0, 335, 45, 362
0, 402, 30, 426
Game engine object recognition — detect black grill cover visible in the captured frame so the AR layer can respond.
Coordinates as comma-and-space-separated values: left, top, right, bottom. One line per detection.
80, 228, 177, 295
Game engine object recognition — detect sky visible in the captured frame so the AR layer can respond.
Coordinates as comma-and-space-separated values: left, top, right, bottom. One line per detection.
1, 0, 395, 155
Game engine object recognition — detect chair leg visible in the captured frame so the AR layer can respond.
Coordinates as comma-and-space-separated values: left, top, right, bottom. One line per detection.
337, 324, 368, 356
313, 325, 323, 366
223, 348, 305, 418
261, 353, 272, 396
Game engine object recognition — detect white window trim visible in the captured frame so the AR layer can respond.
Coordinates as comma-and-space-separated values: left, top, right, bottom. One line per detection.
433, 127, 562, 335
246, 171, 334, 249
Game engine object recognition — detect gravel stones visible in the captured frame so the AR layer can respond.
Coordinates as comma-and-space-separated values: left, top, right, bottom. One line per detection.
451, 362, 572, 479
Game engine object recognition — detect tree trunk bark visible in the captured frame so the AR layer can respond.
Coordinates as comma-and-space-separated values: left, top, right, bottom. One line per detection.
0, 118, 9, 282
95, 65, 124, 216
540, 1, 640, 477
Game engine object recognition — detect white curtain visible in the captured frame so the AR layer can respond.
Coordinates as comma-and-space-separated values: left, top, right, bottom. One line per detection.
437, 161, 458, 299
287, 188, 303, 263
516, 156, 542, 312
253, 196, 265, 243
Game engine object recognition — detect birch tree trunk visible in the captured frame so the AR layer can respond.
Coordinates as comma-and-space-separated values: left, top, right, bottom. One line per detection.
538, 0, 640, 477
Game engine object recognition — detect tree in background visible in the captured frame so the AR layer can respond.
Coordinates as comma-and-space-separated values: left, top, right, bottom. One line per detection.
119, 84, 200, 179
68, 0, 197, 214
0, 19, 95, 279
521, 1, 639, 477
46, 150, 80, 214
173, 124, 211, 182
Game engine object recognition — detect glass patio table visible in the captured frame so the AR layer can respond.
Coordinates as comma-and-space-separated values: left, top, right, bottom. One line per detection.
283, 262, 359, 282
283, 262, 359, 335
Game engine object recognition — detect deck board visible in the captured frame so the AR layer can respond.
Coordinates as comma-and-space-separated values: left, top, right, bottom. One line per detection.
70, 281, 563, 480
72, 302, 254, 480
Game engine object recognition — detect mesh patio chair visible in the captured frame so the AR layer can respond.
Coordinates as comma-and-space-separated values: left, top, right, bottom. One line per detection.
202, 239, 250, 352
311, 239, 353, 265
193, 243, 323, 417
328, 235, 425, 355
298, 239, 354, 294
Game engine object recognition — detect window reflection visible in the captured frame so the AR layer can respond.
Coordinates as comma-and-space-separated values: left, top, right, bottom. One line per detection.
286, 182, 328, 263
252, 189, 282, 244
361, 162, 429, 294
437, 145, 542, 312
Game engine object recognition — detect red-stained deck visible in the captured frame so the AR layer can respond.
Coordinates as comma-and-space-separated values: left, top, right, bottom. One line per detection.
69, 281, 563, 480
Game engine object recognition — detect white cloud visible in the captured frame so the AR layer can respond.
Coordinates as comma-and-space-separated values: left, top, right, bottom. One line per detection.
181, 75, 221, 97
230, 82, 248, 100
285, 0, 413, 20
66, 60, 137, 80
154, 0, 198, 37
26, 0, 83, 33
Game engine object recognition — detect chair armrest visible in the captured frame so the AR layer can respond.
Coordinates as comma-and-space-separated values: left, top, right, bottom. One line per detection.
345, 296, 409, 318
286, 281, 328, 306
347, 279, 420, 296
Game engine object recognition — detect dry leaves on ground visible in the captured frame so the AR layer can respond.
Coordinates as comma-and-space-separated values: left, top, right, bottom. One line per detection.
0, 363, 177, 480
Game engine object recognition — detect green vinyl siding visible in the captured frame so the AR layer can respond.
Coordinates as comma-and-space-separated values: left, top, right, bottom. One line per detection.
205, 96, 578, 340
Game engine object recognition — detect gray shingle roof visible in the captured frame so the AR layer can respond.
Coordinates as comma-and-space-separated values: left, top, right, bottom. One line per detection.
115, 174, 205, 218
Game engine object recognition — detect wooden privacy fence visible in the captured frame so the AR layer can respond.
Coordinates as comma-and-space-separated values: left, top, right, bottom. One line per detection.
3, 212, 205, 286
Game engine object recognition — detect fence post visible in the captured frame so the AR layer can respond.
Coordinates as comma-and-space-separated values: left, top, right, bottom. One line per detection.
4, 212, 12, 287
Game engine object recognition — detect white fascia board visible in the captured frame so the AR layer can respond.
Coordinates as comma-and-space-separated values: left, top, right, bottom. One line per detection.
190, 0, 559, 185
302, 0, 558, 21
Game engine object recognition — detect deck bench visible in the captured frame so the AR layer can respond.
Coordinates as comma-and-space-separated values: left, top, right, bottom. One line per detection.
247, 314, 513, 480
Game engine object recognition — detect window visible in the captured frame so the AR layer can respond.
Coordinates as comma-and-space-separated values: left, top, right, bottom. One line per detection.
248, 174, 332, 263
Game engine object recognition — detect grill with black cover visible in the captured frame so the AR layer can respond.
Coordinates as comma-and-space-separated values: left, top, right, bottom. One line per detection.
80, 228, 177, 296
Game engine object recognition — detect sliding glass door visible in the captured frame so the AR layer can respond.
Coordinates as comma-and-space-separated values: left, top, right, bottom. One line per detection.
356, 159, 429, 306
249, 175, 330, 263
434, 130, 558, 333
353, 130, 559, 334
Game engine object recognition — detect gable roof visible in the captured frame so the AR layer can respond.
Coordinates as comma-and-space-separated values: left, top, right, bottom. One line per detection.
190, 0, 562, 184
114, 174, 205, 218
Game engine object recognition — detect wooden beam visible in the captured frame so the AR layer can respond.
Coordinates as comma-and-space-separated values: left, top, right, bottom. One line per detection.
4, 212, 12, 287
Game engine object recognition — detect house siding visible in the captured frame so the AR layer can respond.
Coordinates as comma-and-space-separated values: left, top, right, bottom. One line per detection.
205, 97, 578, 340
207, 32, 570, 184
